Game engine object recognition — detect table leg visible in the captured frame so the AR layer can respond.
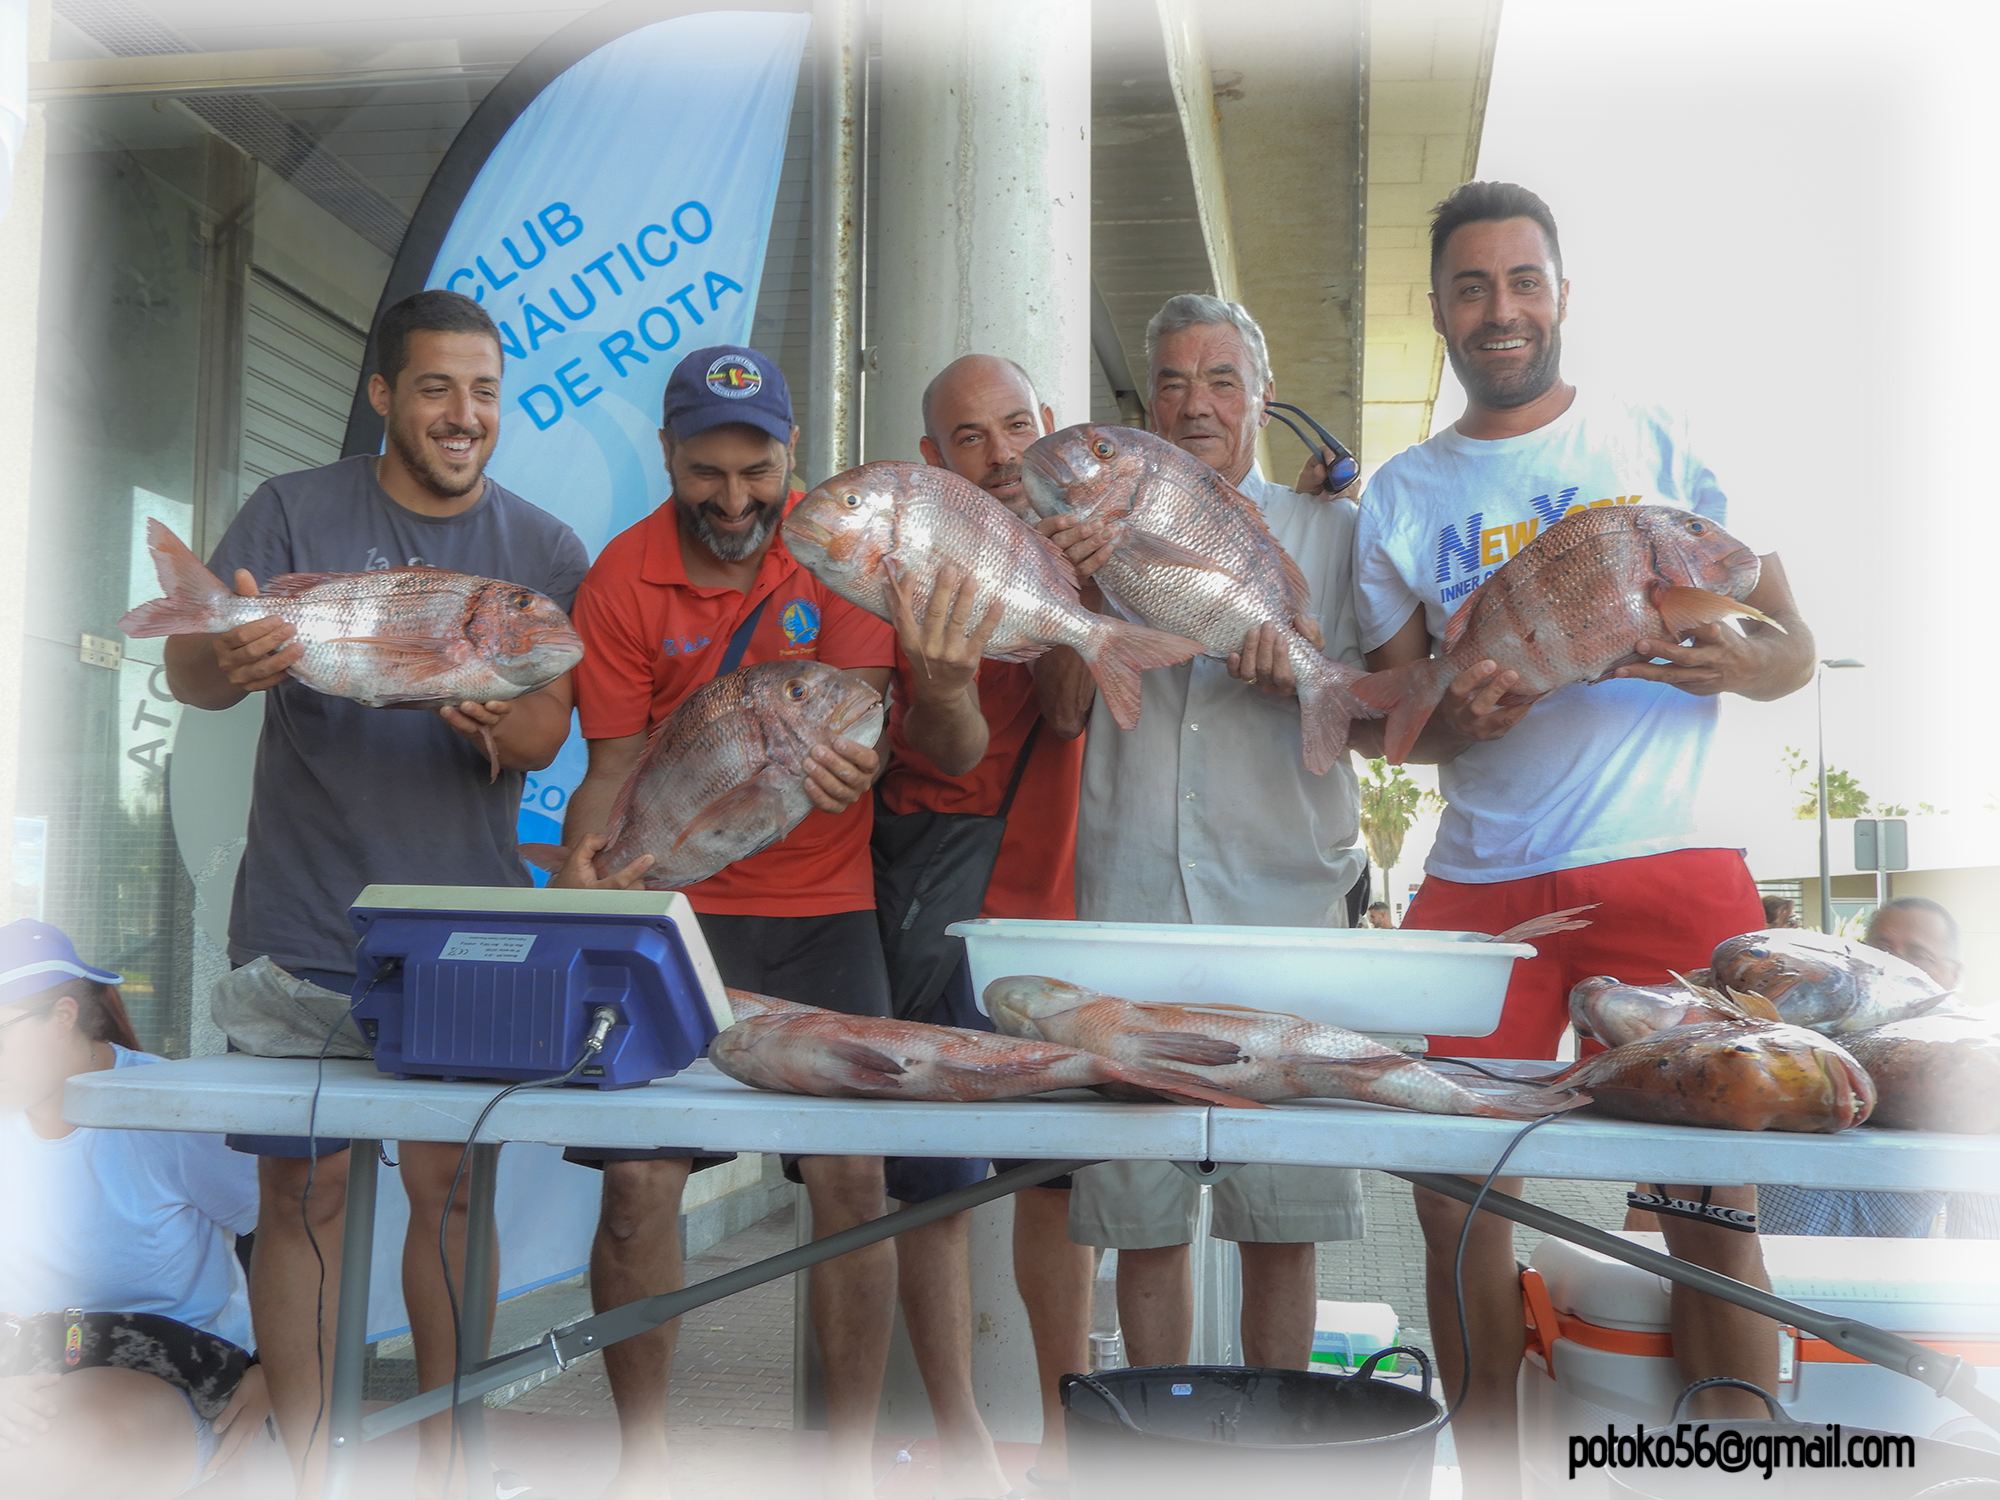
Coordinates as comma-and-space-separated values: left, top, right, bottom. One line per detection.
323, 1140, 379, 1500
453, 1143, 501, 1484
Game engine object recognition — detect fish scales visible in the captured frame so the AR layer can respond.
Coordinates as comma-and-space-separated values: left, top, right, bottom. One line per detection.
783, 462, 1202, 730
1843, 1015, 2000, 1134
1711, 928, 1950, 1034
1352, 505, 1769, 763
1022, 424, 1375, 774
591, 660, 884, 891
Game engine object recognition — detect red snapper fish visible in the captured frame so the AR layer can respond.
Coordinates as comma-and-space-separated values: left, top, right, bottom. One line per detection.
1352, 505, 1775, 763
1710, 928, 1951, 1034
983, 976, 1588, 1119
529, 661, 883, 890
1022, 424, 1375, 775
1545, 1020, 1875, 1132
119, 520, 582, 778
1842, 1014, 2000, 1134
782, 462, 1201, 730
709, 1009, 1267, 1108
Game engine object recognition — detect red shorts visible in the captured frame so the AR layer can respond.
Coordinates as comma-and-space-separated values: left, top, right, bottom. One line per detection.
1402, 847, 1765, 1061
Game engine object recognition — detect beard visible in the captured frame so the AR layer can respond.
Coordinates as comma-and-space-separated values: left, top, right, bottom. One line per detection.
388, 421, 486, 499
677, 496, 779, 562
1446, 322, 1563, 410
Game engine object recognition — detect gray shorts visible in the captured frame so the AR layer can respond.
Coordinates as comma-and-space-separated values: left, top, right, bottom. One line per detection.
1069, 1159, 1365, 1247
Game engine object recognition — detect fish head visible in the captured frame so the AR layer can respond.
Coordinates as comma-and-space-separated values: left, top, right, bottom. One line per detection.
783, 464, 902, 587
1022, 424, 1153, 523
1711, 929, 1823, 1001
983, 975, 1099, 1038
463, 583, 585, 689
1756, 1027, 1878, 1130
751, 660, 885, 753
1637, 507, 1762, 600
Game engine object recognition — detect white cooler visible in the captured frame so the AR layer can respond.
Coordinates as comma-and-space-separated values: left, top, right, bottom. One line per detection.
1518, 1232, 2000, 1499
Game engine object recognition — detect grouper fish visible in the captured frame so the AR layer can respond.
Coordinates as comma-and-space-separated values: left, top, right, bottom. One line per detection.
983, 975, 1589, 1119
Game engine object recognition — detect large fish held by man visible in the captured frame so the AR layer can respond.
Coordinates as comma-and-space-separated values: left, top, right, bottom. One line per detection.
984, 975, 1588, 1119
1021, 424, 1375, 774
782, 462, 1202, 730
1351, 504, 1778, 763
1710, 927, 1952, 1034
119, 520, 584, 778
1542, 1020, 1875, 1133
528, 660, 883, 890
709, 1007, 1267, 1109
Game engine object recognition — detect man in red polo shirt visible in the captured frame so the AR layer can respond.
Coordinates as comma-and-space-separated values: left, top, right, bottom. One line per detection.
873, 352, 1096, 1490
560, 345, 894, 1500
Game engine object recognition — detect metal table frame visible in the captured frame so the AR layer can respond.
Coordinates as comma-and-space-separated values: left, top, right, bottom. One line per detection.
62, 1055, 2000, 1496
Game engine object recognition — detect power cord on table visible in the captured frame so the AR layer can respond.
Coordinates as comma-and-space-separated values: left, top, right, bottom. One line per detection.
300, 957, 401, 1472
1441, 1110, 1566, 1429
438, 1004, 620, 1500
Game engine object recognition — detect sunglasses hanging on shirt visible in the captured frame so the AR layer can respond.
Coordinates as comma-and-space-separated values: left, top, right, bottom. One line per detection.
1263, 401, 1361, 495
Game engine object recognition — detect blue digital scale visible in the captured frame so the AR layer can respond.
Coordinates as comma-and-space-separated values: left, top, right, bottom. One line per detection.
347, 885, 732, 1089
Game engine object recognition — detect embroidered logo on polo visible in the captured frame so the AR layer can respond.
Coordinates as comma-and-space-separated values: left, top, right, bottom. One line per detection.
706, 354, 763, 399
779, 597, 820, 647
659, 634, 712, 658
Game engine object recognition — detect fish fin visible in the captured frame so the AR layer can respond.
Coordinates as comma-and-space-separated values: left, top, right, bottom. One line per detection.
1461, 1083, 1595, 1120
1129, 1031, 1247, 1068
1349, 657, 1456, 765
257, 572, 342, 598
986, 641, 1054, 665
1276, 1051, 1410, 1078
479, 723, 499, 783
1133, 1001, 1306, 1021
1111, 526, 1236, 574
1439, 585, 1483, 653
1022, 526, 1082, 591
117, 520, 233, 637
1650, 583, 1784, 636
1296, 656, 1377, 776
518, 843, 569, 874
324, 633, 463, 661
1079, 619, 1204, 730
823, 1036, 909, 1081
667, 773, 793, 859
724, 988, 818, 1017
1488, 904, 1600, 946
1108, 1063, 1269, 1109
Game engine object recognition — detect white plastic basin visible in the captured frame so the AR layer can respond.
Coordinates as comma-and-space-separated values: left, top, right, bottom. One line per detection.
946, 918, 1534, 1039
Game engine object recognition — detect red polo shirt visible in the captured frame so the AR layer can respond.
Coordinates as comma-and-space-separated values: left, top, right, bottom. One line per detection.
876, 657, 1083, 921
571, 494, 894, 917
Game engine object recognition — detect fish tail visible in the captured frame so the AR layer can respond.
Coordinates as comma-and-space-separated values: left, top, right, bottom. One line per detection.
117, 520, 232, 637
1350, 657, 1456, 764
518, 843, 570, 874
1461, 1083, 1595, 1119
1081, 619, 1203, 730
1296, 656, 1377, 776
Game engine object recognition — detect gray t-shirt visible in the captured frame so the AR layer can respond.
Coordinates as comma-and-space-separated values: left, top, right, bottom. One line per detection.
207, 456, 590, 978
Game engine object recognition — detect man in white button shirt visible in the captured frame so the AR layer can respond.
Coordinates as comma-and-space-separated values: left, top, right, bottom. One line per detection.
1041, 294, 1383, 1369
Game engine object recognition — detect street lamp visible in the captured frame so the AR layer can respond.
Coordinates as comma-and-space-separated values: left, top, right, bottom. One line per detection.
1816, 658, 1866, 932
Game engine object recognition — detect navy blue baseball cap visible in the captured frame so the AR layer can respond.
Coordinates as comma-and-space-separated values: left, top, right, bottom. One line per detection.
662, 345, 793, 445
0, 919, 122, 1009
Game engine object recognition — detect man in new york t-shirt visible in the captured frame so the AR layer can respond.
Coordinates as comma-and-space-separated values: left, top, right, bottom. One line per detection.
1353, 182, 1815, 1497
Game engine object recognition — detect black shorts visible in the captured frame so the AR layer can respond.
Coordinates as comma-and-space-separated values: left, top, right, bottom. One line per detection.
569, 909, 891, 1166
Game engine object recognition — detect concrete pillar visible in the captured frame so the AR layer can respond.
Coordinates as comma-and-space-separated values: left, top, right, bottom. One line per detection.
864, 0, 1092, 460
0, 0, 49, 840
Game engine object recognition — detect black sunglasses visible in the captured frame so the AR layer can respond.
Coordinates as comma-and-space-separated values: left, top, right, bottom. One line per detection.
1264, 402, 1360, 494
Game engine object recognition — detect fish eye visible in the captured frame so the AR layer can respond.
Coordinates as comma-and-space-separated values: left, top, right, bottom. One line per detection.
841, 493, 862, 509
786, 680, 808, 701
1090, 438, 1115, 460
1687, 520, 1707, 535
511, 591, 533, 609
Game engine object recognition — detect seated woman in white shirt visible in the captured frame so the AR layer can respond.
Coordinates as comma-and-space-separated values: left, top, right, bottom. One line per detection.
0, 919, 269, 1498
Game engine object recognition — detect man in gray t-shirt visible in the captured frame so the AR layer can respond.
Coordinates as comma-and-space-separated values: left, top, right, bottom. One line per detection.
163, 289, 585, 1492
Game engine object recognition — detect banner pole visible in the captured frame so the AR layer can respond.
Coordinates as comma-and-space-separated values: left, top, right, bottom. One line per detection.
808, 0, 865, 482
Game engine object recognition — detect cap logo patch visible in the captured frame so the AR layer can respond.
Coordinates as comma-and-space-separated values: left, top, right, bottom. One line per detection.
706, 354, 763, 400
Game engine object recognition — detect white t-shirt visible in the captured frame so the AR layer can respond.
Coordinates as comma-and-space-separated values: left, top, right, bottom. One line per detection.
1354, 392, 1747, 884
0, 1048, 259, 1349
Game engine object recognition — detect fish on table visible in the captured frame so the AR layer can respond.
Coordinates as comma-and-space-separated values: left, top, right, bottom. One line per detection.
119, 520, 583, 779
1350, 504, 1777, 764
1710, 928, 1951, 1034
1544, 1020, 1875, 1133
781, 461, 1201, 730
1842, 1014, 2000, 1134
1021, 424, 1376, 775
525, 661, 883, 890
708, 1008, 1267, 1109
1569, 972, 1778, 1049
983, 975, 1588, 1119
